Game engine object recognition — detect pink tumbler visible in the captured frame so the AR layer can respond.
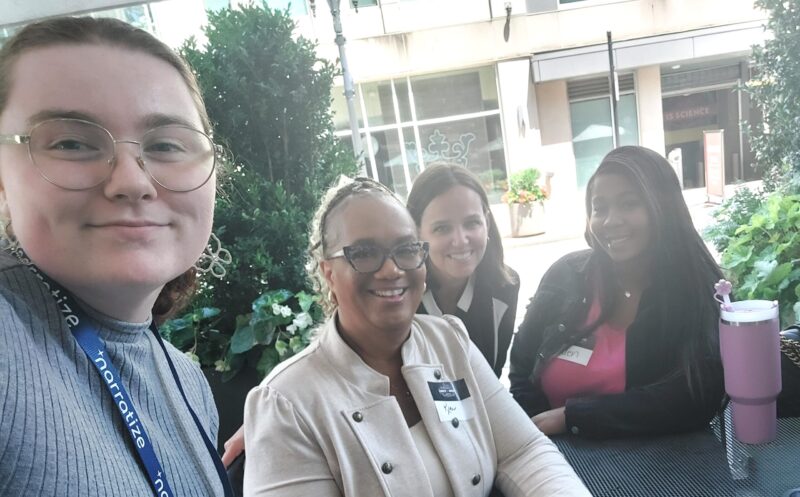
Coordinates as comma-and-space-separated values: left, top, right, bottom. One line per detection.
719, 300, 781, 444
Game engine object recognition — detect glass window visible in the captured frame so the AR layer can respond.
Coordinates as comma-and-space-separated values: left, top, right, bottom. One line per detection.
266, 0, 308, 15
331, 86, 363, 131
205, 0, 230, 11
361, 81, 397, 127
663, 88, 748, 188
90, 4, 154, 32
401, 127, 422, 183
351, 0, 378, 7
570, 94, 639, 188
394, 80, 413, 124
417, 114, 507, 202
368, 129, 409, 197
411, 67, 499, 121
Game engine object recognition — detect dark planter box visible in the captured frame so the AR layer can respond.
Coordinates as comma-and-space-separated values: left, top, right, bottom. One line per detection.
203, 366, 262, 452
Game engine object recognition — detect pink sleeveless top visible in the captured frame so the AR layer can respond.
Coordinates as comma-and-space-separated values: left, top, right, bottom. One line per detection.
539, 287, 627, 408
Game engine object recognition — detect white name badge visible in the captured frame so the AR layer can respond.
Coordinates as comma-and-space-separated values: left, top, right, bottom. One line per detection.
428, 379, 476, 422
557, 345, 593, 366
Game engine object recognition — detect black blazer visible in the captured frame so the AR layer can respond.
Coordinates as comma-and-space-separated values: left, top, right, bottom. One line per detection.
419, 267, 520, 377
509, 250, 724, 438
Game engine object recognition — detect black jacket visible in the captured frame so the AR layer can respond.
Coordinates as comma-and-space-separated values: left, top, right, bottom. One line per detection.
509, 249, 724, 438
419, 267, 520, 378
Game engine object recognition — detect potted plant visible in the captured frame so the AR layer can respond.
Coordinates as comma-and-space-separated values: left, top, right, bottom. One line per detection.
161, 289, 323, 450
502, 167, 548, 237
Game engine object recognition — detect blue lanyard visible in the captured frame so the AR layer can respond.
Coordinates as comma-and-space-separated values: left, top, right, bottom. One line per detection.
15, 250, 233, 497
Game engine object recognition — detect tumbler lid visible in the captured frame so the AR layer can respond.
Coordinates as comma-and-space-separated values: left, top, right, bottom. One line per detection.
720, 300, 779, 323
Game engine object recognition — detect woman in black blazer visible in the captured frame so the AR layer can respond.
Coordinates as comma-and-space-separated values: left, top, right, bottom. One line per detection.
407, 164, 520, 377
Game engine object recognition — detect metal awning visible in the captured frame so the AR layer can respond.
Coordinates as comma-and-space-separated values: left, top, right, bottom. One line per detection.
530, 20, 767, 83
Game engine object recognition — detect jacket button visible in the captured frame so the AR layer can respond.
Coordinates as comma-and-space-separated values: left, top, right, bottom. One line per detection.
471, 474, 481, 485
434, 369, 442, 379
557, 324, 566, 332
451, 418, 459, 428
381, 462, 393, 474
352, 411, 363, 422
570, 426, 580, 435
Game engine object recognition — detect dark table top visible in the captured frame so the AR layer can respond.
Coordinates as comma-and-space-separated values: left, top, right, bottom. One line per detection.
552, 412, 800, 497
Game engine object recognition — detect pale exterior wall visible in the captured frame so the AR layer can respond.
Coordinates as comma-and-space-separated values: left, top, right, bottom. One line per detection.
534, 80, 586, 237
301, 0, 765, 83
497, 59, 540, 176
635, 65, 666, 156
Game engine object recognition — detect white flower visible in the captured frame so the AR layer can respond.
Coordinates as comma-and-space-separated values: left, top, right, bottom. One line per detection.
280, 305, 293, 318
271, 303, 282, 315
293, 312, 313, 331
214, 359, 229, 372
286, 324, 298, 334
185, 351, 199, 364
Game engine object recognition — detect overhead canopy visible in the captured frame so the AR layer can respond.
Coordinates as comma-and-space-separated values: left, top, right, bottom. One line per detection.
2, 0, 164, 27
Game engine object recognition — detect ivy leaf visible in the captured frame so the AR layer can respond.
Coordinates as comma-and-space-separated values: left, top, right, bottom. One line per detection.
754, 259, 778, 279
289, 336, 306, 354
722, 245, 753, 269
275, 339, 289, 357
230, 324, 256, 354
764, 262, 793, 288
296, 291, 318, 313
257, 348, 280, 378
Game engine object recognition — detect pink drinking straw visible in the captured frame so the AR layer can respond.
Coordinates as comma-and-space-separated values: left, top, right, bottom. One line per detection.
714, 279, 734, 311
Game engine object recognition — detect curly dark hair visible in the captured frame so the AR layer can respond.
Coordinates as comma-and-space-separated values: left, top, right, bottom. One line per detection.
307, 176, 406, 315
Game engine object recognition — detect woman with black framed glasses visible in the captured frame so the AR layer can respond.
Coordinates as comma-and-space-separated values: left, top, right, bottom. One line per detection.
0, 17, 231, 496
241, 177, 589, 497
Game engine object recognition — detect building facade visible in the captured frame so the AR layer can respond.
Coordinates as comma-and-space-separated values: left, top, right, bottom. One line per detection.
2, 0, 768, 234
303, 0, 768, 235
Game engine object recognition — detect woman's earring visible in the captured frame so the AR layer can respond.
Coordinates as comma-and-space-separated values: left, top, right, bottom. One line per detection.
194, 233, 232, 279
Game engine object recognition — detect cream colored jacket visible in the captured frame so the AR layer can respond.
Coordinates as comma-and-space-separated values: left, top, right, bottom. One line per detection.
243, 314, 590, 497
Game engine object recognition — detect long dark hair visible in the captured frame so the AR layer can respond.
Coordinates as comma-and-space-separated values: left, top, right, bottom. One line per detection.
0, 17, 212, 323
583, 146, 723, 395
407, 163, 516, 291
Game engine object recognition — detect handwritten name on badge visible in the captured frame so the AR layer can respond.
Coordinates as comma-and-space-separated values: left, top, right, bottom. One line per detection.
428, 379, 475, 422
557, 345, 593, 366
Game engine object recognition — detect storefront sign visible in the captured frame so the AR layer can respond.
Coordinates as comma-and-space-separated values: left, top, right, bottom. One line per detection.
703, 130, 725, 202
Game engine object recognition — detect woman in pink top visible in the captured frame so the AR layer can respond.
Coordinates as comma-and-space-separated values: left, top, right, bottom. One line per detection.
509, 146, 725, 438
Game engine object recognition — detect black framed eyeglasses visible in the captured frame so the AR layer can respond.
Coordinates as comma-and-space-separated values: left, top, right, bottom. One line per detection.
327, 241, 429, 274
0, 118, 217, 192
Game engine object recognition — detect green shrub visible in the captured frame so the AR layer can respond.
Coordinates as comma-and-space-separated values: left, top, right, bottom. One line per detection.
703, 186, 765, 253
720, 193, 800, 326
162, 290, 323, 380
746, 0, 800, 189
178, 3, 357, 343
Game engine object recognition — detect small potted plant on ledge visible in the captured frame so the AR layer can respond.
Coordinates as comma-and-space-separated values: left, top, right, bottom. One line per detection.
502, 167, 548, 238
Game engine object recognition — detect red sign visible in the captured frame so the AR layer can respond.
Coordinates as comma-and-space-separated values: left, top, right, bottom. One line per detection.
703, 130, 725, 202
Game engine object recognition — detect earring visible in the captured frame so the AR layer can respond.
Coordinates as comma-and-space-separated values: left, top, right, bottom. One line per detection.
194, 233, 232, 279
0, 220, 19, 253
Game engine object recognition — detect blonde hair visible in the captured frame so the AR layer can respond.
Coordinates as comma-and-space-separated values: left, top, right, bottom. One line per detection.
306, 176, 405, 315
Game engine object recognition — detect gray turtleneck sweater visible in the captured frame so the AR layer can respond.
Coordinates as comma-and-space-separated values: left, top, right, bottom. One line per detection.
0, 252, 224, 496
